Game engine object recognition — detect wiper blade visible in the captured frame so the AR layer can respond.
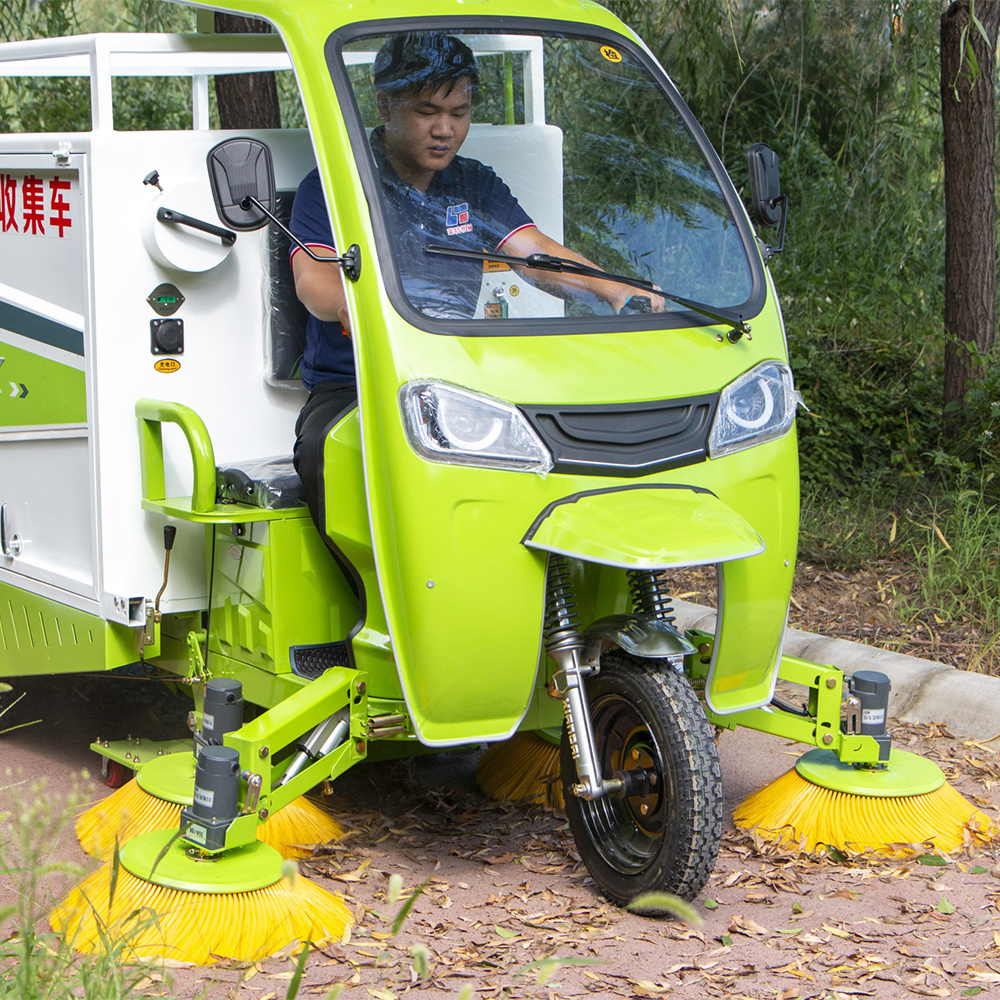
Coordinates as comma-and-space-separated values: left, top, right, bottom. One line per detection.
424, 243, 751, 339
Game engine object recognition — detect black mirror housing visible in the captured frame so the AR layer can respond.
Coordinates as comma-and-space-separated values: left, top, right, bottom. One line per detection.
747, 143, 782, 228
207, 138, 277, 231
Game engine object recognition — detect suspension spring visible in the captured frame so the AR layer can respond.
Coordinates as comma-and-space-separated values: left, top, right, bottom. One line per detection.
544, 556, 583, 655
627, 568, 676, 622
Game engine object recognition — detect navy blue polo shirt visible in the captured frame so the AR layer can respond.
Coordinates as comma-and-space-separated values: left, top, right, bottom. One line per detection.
289, 129, 533, 389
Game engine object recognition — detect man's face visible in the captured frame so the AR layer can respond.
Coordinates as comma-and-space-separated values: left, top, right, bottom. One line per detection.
377, 78, 473, 190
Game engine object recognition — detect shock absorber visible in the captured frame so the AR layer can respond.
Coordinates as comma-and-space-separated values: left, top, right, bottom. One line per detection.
544, 556, 583, 656
627, 568, 676, 622
545, 556, 621, 801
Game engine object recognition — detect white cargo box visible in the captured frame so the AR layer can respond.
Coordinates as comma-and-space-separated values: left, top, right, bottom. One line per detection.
0, 33, 314, 627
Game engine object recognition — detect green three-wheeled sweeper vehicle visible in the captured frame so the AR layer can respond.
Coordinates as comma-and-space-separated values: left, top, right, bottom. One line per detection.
0, 0, 990, 964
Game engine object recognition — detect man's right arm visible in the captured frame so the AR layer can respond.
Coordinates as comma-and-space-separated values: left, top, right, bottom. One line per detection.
292, 248, 353, 336
289, 169, 353, 336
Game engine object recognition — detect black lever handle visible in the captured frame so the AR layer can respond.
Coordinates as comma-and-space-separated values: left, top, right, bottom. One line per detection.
156, 207, 236, 247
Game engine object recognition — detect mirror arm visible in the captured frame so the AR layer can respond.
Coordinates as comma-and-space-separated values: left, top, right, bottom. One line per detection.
240, 196, 361, 282
769, 194, 788, 255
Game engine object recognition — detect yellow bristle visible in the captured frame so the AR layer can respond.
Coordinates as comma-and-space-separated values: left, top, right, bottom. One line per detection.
75, 780, 344, 860
258, 797, 346, 857
734, 767, 996, 855
476, 732, 564, 809
51, 863, 352, 965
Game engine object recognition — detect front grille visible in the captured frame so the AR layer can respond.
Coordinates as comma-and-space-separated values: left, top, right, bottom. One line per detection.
520, 394, 718, 478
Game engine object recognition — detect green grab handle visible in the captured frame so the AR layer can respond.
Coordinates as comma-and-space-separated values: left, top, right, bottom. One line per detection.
135, 398, 217, 514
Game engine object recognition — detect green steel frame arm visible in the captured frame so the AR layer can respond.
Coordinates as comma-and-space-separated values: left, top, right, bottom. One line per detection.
220, 666, 368, 850
686, 631, 886, 765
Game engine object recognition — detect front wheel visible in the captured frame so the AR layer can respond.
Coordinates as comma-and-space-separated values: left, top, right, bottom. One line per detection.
561, 650, 722, 906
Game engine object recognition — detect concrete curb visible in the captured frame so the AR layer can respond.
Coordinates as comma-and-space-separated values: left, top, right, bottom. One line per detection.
671, 600, 1000, 742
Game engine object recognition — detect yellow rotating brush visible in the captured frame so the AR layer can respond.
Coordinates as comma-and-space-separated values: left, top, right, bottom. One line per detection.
76, 753, 343, 861
735, 746, 996, 856
52, 831, 352, 964
476, 729, 564, 809
56, 743, 353, 964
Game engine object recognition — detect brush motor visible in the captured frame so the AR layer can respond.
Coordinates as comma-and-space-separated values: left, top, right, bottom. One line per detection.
180, 744, 241, 852
199, 678, 244, 745
847, 670, 892, 764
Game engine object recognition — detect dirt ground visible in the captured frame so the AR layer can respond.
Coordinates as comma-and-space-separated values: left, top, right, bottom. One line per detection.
3, 667, 1000, 1000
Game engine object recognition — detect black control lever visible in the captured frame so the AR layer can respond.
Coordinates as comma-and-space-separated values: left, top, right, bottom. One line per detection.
156, 207, 237, 247
153, 525, 177, 616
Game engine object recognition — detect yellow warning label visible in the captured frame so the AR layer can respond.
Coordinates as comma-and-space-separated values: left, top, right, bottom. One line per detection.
600, 46, 622, 63
154, 358, 181, 374
483, 259, 511, 272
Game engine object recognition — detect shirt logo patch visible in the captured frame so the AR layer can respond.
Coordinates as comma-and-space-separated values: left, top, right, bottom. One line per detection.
446, 202, 473, 235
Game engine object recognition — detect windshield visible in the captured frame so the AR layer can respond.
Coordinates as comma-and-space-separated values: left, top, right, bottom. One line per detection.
334, 26, 759, 329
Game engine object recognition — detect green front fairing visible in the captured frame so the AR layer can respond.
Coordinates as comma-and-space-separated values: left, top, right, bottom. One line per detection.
199, 0, 798, 740
354, 331, 796, 743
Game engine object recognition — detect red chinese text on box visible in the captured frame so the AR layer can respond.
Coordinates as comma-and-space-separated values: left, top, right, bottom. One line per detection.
0, 173, 74, 238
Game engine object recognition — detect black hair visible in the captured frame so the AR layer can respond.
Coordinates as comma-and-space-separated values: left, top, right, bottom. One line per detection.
373, 32, 479, 98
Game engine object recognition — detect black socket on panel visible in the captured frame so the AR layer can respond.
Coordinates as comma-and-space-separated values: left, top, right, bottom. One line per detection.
150, 317, 184, 355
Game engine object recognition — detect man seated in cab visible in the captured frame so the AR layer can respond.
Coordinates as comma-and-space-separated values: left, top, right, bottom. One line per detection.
289, 31, 657, 528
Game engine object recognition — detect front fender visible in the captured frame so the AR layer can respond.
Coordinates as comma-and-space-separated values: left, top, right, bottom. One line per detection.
583, 613, 697, 658
521, 484, 763, 568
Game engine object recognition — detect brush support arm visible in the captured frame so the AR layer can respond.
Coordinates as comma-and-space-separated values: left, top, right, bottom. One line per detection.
690, 631, 888, 765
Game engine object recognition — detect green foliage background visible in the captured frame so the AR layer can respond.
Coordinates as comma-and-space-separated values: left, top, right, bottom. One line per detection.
604, 0, 998, 497
2, 0, 998, 495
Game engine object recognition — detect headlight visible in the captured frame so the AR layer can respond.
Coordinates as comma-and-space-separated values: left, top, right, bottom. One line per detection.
400, 381, 553, 474
709, 362, 799, 458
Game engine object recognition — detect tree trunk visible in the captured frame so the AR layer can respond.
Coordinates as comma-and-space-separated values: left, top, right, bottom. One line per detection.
940, 0, 1000, 428
213, 13, 281, 130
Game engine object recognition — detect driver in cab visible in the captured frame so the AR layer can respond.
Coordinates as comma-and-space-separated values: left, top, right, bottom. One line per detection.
289, 32, 659, 532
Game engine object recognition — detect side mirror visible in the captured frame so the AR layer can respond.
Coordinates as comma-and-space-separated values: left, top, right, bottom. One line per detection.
207, 138, 277, 232
747, 142, 787, 253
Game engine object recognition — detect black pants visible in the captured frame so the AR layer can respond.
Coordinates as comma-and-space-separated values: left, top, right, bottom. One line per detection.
292, 381, 358, 537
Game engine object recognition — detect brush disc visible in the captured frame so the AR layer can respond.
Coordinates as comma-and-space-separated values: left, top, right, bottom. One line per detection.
476, 731, 564, 809
51, 831, 352, 964
76, 754, 344, 860
734, 748, 996, 855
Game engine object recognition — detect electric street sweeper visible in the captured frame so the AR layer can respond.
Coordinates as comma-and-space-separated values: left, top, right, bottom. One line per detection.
0, 0, 991, 964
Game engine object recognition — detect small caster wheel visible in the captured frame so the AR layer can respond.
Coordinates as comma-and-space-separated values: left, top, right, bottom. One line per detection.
104, 760, 133, 789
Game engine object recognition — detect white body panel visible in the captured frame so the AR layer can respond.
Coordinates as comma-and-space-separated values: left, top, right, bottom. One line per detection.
0, 126, 317, 622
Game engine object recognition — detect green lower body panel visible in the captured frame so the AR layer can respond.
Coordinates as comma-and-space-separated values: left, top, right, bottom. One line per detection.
0, 581, 137, 676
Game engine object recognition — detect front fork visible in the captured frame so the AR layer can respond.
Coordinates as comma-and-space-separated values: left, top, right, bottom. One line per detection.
544, 557, 618, 800
548, 642, 622, 800
545, 557, 694, 801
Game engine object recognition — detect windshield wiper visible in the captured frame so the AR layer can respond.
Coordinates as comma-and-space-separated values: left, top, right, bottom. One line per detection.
424, 243, 751, 340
